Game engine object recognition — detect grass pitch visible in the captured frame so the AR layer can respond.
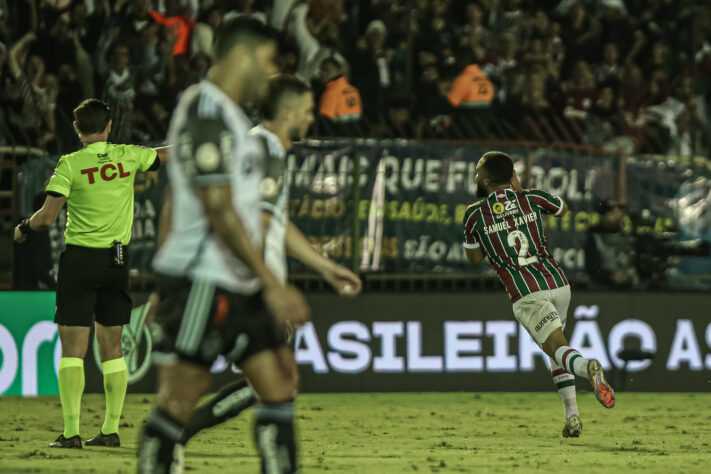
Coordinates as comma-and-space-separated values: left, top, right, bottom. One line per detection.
0, 393, 709, 473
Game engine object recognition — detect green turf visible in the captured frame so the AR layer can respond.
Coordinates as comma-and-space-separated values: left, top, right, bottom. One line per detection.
0, 393, 709, 473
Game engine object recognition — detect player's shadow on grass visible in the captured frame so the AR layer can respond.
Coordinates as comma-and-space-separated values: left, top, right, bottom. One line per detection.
84, 446, 135, 455
567, 443, 665, 455
188, 452, 259, 459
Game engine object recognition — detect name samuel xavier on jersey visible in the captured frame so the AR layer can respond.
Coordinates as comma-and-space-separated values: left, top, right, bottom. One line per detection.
484, 212, 537, 235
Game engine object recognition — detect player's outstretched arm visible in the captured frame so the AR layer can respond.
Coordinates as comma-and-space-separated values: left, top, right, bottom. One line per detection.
153, 146, 171, 164
284, 219, 362, 296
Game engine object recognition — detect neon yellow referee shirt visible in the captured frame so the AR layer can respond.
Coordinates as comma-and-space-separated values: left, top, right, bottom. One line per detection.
46, 141, 158, 248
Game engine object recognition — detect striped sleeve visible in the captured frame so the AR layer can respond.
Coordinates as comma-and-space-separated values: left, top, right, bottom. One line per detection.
462, 204, 481, 249
525, 189, 565, 216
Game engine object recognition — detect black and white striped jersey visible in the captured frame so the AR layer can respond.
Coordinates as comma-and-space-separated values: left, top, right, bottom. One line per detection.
153, 80, 265, 294
250, 124, 289, 284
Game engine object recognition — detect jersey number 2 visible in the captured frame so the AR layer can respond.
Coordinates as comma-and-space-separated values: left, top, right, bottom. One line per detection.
506, 230, 538, 266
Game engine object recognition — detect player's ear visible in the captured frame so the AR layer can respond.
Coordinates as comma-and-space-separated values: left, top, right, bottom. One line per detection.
73, 121, 80, 136
105, 120, 112, 135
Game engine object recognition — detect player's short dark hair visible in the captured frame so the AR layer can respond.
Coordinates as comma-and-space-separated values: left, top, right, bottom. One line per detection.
480, 151, 514, 185
73, 99, 110, 135
262, 75, 311, 121
214, 17, 279, 61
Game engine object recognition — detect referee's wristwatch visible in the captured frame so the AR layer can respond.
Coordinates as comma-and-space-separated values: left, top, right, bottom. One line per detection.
19, 217, 33, 236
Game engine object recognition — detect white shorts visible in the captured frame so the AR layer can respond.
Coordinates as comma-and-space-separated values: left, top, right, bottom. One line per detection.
512, 285, 571, 346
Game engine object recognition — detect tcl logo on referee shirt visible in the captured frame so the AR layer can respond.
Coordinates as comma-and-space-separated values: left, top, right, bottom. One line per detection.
81, 163, 131, 183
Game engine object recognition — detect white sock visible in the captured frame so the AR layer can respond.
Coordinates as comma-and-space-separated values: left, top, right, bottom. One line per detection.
561, 390, 579, 420
550, 357, 579, 420
554, 346, 589, 378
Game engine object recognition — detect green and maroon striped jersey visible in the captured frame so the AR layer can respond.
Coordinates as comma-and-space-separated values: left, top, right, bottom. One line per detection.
462, 188, 569, 302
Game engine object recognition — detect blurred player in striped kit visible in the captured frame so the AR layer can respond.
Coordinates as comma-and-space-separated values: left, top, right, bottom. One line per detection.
177, 75, 362, 446
138, 19, 311, 474
463, 151, 615, 438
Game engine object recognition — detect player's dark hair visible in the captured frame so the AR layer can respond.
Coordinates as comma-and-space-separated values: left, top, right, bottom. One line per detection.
214, 17, 279, 61
73, 98, 110, 135
262, 75, 311, 121
481, 151, 514, 185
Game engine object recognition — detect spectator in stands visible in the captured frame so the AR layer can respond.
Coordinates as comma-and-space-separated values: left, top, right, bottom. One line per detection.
0, 0, 707, 153
70, 0, 104, 56
416, 14, 456, 67
318, 56, 362, 123
414, 63, 453, 138
643, 40, 673, 78
457, 3, 490, 54
562, 61, 596, 118
149, 0, 196, 56
447, 51, 496, 139
594, 43, 623, 86
102, 44, 135, 144
559, 2, 600, 62
447, 57, 495, 110
290, 1, 346, 82
517, 68, 563, 142
598, 0, 635, 57
6, 32, 57, 148
0, 39, 11, 144
32, 13, 76, 75
272, 0, 299, 31
584, 86, 635, 153
191, 6, 223, 58
350, 20, 391, 122
116, 0, 157, 64
385, 98, 417, 139
0, 4, 13, 46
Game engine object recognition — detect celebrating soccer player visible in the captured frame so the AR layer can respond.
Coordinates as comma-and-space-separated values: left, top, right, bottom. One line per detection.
462, 151, 615, 438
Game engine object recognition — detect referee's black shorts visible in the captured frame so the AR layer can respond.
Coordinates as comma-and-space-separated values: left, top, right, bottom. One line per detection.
55, 244, 132, 327
151, 274, 287, 368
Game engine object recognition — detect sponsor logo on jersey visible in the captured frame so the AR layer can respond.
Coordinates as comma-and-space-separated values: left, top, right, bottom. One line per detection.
492, 202, 505, 215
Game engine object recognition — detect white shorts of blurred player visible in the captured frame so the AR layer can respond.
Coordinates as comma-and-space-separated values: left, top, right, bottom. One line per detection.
512, 285, 571, 346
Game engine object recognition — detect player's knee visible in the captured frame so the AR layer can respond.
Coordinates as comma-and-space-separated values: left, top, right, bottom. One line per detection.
98, 343, 123, 362
258, 370, 299, 403
60, 340, 87, 358
156, 363, 211, 423
542, 329, 568, 358
61, 346, 87, 359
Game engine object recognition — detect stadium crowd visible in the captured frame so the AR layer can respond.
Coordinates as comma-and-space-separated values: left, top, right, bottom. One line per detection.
1, 0, 711, 157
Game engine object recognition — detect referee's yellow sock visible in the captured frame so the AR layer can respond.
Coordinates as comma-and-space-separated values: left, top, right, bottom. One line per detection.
101, 357, 128, 435
58, 357, 85, 438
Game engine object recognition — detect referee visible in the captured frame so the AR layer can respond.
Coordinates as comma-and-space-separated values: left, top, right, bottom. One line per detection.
14, 99, 168, 449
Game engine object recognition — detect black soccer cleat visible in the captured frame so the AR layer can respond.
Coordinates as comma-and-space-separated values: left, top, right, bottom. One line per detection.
85, 432, 121, 447
49, 434, 82, 449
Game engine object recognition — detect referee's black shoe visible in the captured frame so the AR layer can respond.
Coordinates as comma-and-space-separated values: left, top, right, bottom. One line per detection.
86, 432, 120, 447
49, 434, 82, 449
